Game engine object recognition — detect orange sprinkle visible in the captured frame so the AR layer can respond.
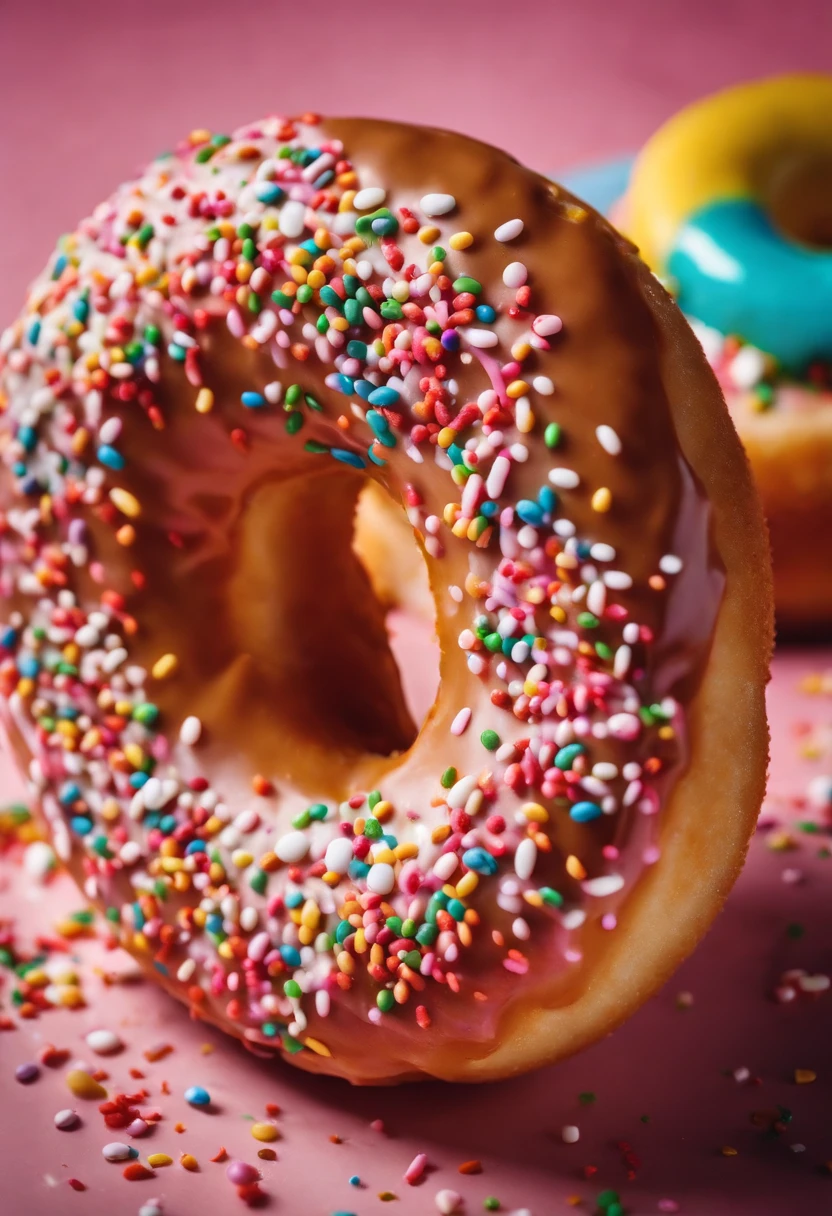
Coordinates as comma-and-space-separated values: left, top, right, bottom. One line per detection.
180, 1153, 199, 1172
210, 1147, 228, 1163
123, 1163, 155, 1181
458, 1159, 483, 1175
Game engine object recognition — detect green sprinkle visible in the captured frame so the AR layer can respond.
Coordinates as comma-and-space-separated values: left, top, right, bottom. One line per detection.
380, 300, 403, 321
484, 1200, 500, 1211
441, 767, 457, 789
249, 869, 268, 895
483, 632, 503, 653
430, 246, 446, 262
309, 803, 329, 821
376, 989, 395, 1013
271, 290, 294, 309
540, 887, 564, 908
296, 284, 313, 304
544, 422, 561, 448
363, 819, 383, 840
285, 383, 302, 406
291, 809, 311, 830
480, 729, 500, 751
597, 1191, 620, 1211
368, 790, 382, 810
194, 145, 216, 164
578, 1091, 596, 1104
577, 612, 599, 629
285, 412, 304, 435
284, 979, 302, 999
452, 276, 482, 295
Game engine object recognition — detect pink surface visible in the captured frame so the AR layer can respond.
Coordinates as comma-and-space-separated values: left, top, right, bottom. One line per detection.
1, 0, 831, 321
1, 640, 832, 1215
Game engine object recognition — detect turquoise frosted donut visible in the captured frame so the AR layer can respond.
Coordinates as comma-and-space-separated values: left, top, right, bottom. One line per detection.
627, 74, 832, 373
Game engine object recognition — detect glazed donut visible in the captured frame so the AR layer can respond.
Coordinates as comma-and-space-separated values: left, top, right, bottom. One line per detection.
0, 115, 771, 1083
624, 74, 832, 630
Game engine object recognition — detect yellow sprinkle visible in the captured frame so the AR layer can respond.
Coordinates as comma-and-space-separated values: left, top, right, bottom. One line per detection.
231, 849, 254, 869
251, 1122, 280, 1143
195, 388, 214, 414
456, 871, 479, 899
109, 487, 141, 518
152, 653, 179, 680
189, 128, 212, 145
66, 1069, 107, 1100
372, 847, 397, 866
591, 487, 612, 513
373, 800, 394, 822
521, 802, 549, 823
304, 1037, 332, 1057
418, 225, 440, 244
449, 231, 473, 250
511, 341, 532, 361
721, 1146, 738, 1157
394, 842, 419, 861
565, 855, 587, 881
148, 1154, 173, 1168
523, 889, 544, 908
116, 524, 135, 546
451, 518, 469, 539
506, 379, 529, 398
180, 1153, 199, 1171
123, 742, 145, 769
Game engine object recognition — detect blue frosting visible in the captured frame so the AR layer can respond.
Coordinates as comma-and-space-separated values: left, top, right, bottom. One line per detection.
668, 198, 832, 373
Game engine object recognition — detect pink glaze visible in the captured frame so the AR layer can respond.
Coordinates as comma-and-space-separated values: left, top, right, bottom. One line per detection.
1, 631, 831, 1214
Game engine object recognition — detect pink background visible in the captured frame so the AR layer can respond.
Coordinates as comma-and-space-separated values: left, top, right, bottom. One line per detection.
1, 0, 831, 319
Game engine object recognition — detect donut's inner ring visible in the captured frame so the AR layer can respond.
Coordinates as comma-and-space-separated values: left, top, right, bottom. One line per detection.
762, 151, 832, 249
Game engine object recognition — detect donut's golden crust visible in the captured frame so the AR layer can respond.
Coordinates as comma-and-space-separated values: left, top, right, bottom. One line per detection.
0, 116, 772, 1083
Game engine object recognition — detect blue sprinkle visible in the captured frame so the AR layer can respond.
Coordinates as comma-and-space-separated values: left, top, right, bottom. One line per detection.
241, 391, 267, 408
56, 706, 79, 719
52, 254, 68, 280
331, 448, 366, 469
59, 782, 81, 806
129, 771, 149, 790
313, 169, 335, 189
73, 298, 89, 323
279, 945, 302, 967
27, 319, 41, 345
348, 859, 371, 881
159, 814, 176, 835
1, 627, 18, 649
446, 443, 464, 466
131, 903, 145, 929
480, 500, 499, 518
570, 800, 603, 823
538, 485, 557, 514
205, 913, 223, 933
300, 239, 321, 255
97, 444, 125, 470
21, 476, 41, 496
367, 445, 387, 467
346, 341, 367, 359
441, 328, 460, 351
367, 386, 400, 407
349, 1176, 361, 1187
256, 182, 284, 205
515, 499, 545, 526
475, 304, 497, 323
366, 409, 396, 448
17, 654, 40, 678
70, 815, 93, 836
354, 379, 374, 401
167, 343, 187, 362
152, 960, 169, 977
185, 840, 207, 854
184, 1085, 211, 1107
462, 847, 499, 876
576, 541, 593, 559
285, 891, 304, 909
334, 374, 354, 395
17, 426, 37, 452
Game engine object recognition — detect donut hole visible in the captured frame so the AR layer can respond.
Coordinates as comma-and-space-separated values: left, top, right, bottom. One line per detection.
226, 465, 438, 783
763, 152, 832, 248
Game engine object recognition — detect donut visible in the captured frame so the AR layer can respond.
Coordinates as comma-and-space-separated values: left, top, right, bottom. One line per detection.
0, 114, 771, 1083
624, 74, 832, 630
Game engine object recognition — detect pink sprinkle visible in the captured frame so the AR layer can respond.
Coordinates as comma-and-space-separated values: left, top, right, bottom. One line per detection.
450, 708, 472, 736
503, 956, 529, 975
601, 913, 617, 930
658, 1202, 680, 1213
370, 1119, 386, 1134
404, 1152, 428, 1184
532, 313, 563, 337
435, 1189, 463, 1215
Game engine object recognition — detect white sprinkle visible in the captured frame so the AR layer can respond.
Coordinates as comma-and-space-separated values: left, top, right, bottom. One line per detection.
494, 218, 524, 242
460, 327, 499, 349
514, 837, 537, 881
486, 454, 511, 499
54, 1109, 79, 1131
581, 873, 625, 897
433, 852, 459, 882
604, 570, 633, 591
608, 712, 641, 740
179, 715, 202, 746
102, 1142, 132, 1162
728, 344, 767, 390
420, 192, 456, 217
85, 1028, 123, 1055
587, 581, 606, 617
590, 542, 616, 562
176, 958, 196, 983
278, 199, 306, 239
23, 840, 56, 883
353, 186, 387, 210
324, 836, 354, 874
596, 424, 622, 455
435, 1190, 464, 1215
613, 645, 632, 679
512, 917, 530, 940
502, 261, 528, 288
450, 707, 472, 736
448, 774, 478, 808
562, 1125, 580, 1144
659, 554, 683, 575
533, 375, 555, 395
264, 380, 283, 405
532, 314, 563, 337
275, 831, 310, 864
367, 862, 395, 895
548, 467, 580, 489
